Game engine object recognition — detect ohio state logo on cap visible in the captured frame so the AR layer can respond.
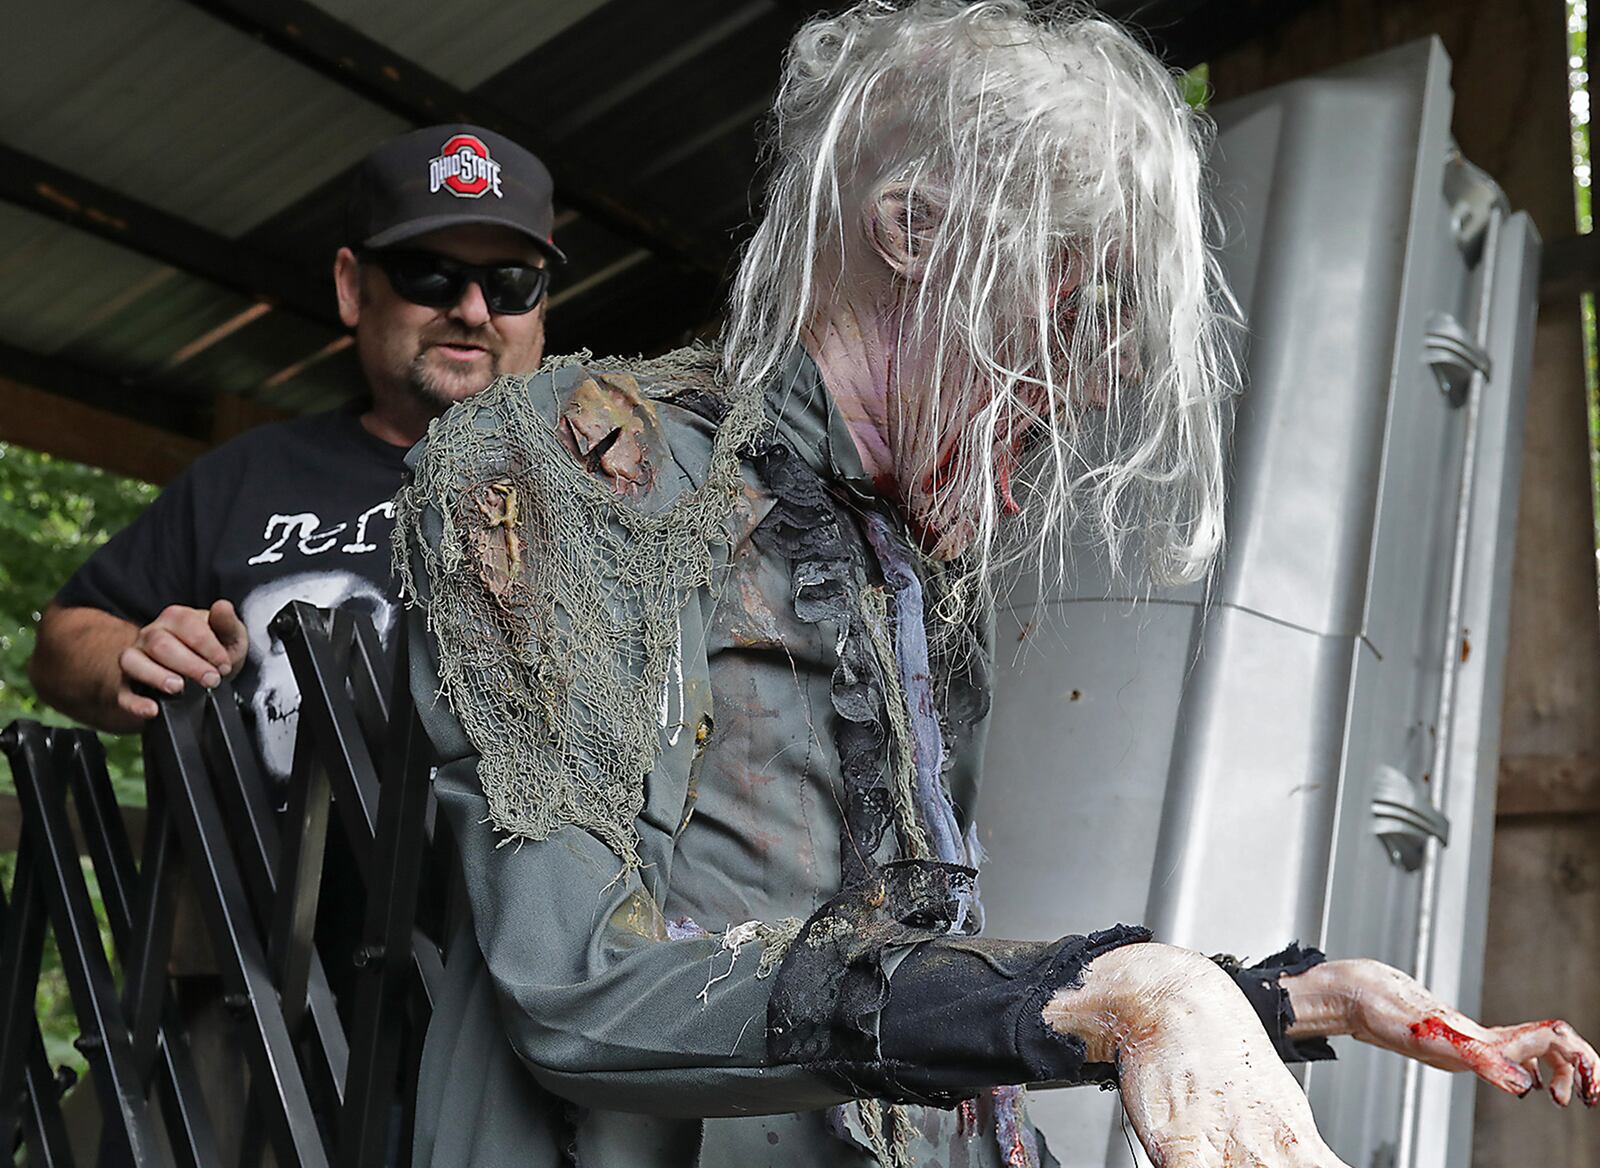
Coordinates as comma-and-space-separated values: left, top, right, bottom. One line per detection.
428, 134, 503, 200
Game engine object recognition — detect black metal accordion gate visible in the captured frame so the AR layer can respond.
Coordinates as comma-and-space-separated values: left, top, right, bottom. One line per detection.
0, 602, 447, 1166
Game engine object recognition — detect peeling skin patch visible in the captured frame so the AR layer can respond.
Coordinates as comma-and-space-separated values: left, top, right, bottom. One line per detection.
557, 371, 657, 495
470, 480, 524, 603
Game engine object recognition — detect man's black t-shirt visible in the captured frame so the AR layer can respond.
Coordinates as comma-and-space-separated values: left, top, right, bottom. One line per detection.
57, 405, 411, 781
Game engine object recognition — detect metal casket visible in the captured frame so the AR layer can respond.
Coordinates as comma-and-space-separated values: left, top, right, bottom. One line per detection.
975, 38, 1541, 1168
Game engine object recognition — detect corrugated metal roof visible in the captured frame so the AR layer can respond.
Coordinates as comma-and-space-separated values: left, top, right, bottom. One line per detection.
1, 0, 406, 238
315, 0, 611, 89
160, 307, 358, 408
64, 275, 258, 391
0, 204, 180, 358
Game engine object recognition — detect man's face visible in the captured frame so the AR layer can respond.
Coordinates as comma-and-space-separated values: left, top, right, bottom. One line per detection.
335, 223, 548, 413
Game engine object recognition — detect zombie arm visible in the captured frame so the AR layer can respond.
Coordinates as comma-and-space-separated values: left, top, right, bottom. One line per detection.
1280, 959, 1600, 1107
880, 935, 1599, 1162
1046, 944, 1354, 1167
1037, 949, 1600, 1167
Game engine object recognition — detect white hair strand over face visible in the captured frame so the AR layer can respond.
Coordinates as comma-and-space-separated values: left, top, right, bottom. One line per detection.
723, 0, 1240, 606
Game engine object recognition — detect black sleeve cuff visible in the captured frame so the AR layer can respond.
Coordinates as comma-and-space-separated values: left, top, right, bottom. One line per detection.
766, 860, 1150, 1105
1214, 942, 1337, 1064
875, 926, 1147, 1099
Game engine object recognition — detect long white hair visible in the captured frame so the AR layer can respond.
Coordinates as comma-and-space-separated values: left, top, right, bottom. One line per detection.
722, 0, 1238, 597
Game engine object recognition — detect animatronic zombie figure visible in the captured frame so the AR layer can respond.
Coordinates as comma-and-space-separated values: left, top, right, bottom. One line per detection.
394, 4, 1597, 1166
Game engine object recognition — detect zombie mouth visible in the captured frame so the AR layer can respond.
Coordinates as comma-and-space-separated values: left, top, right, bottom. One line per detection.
997, 452, 1021, 517
995, 422, 1036, 518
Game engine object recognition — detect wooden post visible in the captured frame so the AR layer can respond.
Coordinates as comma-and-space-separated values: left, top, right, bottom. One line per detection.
1210, 1, 1600, 1162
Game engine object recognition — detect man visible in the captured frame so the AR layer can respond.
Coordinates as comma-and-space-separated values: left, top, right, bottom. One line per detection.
394, 6, 1593, 1168
29, 124, 562, 784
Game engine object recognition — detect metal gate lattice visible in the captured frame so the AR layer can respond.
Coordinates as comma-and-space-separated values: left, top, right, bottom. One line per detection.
0, 601, 444, 1166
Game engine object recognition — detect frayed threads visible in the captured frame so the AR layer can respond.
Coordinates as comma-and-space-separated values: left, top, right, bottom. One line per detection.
697, 917, 805, 1004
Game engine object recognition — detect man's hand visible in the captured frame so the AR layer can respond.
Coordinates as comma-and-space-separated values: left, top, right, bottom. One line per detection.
30, 600, 249, 733
1281, 958, 1600, 1108
116, 601, 249, 719
1044, 943, 1352, 1167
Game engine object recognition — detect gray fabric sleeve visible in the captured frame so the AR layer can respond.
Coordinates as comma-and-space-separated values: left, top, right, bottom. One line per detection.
423, 742, 851, 1117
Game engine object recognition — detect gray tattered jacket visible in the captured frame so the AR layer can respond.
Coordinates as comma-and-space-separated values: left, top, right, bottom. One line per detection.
397, 350, 1324, 1168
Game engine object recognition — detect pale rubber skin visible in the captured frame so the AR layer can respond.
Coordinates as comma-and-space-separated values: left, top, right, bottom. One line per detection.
1042, 944, 1598, 1167
1282, 958, 1599, 1109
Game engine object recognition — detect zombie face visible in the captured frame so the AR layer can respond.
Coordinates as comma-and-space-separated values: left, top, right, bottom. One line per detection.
723, 0, 1234, 592
896, 254, 1139, 560
236, 570, 397, 781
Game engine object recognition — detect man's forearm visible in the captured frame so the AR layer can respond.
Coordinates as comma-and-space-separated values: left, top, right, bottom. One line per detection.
28, 603, 144, 733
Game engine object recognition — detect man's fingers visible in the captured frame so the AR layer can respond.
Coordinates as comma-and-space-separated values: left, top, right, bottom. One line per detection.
145, 606, 232, 678
137, 628, 224, 687
123, 602, 248, 701
119, 645, 188, 695
114, 683, 161, 721
208, 599, 249, 667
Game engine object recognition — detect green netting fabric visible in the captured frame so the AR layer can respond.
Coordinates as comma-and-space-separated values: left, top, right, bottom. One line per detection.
392, 346, 766, 866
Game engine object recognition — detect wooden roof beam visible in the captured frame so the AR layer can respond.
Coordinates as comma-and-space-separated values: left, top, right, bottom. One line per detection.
0, 345, 206, 483
0, 341, 201, 439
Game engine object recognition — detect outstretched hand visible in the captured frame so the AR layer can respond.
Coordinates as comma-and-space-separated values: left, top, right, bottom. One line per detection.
1045, 943, 1352, 1167
1281, 958, 1599, 1108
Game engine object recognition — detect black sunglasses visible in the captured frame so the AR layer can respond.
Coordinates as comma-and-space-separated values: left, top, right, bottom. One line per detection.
364, 249, 550, 316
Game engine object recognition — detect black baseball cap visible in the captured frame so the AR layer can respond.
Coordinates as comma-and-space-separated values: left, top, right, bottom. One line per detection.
346, 124, 566, 263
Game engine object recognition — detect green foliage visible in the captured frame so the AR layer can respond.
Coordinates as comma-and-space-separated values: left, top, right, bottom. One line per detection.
1570, 4, 1600, 547
1572, 3, 1592, 235
0, 441, 156, 803
1, 441, 154, 1081
1180, 62, 1210, 110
